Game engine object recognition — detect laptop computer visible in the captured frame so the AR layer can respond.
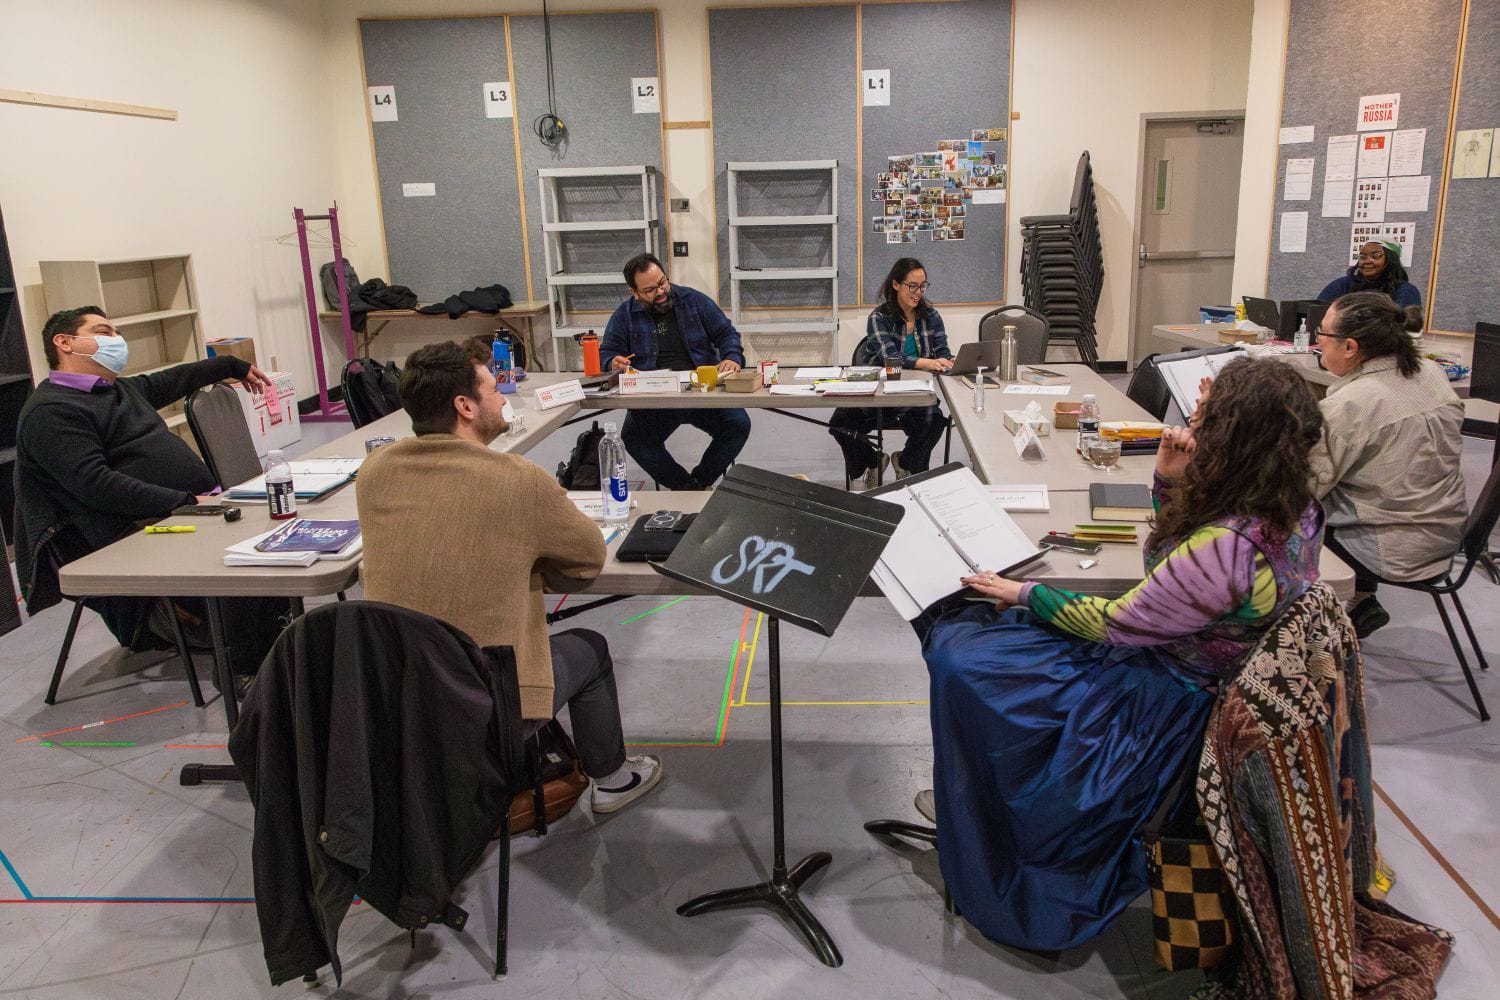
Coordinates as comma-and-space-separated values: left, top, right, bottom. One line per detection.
1242, 295, 1281, 332
941, 340, 1004, 377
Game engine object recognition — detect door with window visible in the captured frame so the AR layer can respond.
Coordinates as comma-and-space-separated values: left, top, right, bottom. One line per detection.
1130, 117, 1245, 367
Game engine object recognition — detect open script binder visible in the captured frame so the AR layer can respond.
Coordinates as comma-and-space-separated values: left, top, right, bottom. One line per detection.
1156, 347, 1246, 420
866, 463, 1044, 620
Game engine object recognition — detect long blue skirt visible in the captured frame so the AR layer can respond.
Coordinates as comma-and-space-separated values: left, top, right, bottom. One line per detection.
922, 604, 1213, 951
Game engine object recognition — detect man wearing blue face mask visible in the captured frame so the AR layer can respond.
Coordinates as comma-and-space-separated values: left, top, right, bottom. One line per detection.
15, 306, 283, 667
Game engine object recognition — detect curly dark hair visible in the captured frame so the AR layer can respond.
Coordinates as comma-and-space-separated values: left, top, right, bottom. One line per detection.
1146, 358, 1322, 554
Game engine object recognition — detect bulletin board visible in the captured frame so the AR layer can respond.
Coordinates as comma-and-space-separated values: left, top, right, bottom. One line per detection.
360, 18, 524, 303
359, 12, 665, 306
708, 0, 1012, 308
1266, 0, 1465, 306
859, 0, 1010, 304
1430, 0, 1500, 334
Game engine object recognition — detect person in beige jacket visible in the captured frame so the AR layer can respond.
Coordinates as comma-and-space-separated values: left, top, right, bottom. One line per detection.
357, 339, 661, 815
1310, 292, 1467, 639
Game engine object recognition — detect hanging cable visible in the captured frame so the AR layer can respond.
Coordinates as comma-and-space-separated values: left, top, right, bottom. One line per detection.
533, 0, 566, 149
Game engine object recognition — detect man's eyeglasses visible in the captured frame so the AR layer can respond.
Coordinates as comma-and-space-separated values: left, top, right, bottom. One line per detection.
636, 278, 671, 296
901, 281, 931, 293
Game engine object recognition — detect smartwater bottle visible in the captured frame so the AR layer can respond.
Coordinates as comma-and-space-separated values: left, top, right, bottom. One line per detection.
599, 422, 630, 525
265, 449, 297, 520
999, 324, 1018, 381
972, 364, 987, 414
1077, 393, 1101, 455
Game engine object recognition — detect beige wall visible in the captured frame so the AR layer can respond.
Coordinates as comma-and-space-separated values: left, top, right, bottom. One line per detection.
5, 0, 1262, 392
1008, 0, 1253, 361
0, 0, 343, 385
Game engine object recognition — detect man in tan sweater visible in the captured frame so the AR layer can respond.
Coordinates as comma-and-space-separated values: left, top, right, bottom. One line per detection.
357, 339, 661, 815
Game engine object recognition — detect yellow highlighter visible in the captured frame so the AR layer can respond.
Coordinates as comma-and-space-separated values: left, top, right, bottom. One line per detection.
144, 525, 197, 534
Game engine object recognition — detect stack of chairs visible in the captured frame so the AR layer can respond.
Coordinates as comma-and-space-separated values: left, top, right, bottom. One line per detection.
1020, 151, 1103, 367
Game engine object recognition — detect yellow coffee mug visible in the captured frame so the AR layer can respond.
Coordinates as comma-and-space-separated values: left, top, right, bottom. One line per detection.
690, 364, 719, 390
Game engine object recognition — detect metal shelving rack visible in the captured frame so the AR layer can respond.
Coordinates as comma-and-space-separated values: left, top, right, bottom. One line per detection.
726, 160, 839, 364
538, 165, 658, 370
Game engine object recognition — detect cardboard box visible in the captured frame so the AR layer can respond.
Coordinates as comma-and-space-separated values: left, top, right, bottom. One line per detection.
1003, 410, 1051, 436
1054, 401, 1081, 429
206, 337, 258, 367
723, 370, 762, 393
233, 371, 300, 458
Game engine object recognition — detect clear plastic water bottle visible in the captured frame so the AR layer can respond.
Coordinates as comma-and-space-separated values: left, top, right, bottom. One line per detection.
1077, 393, 1101, 454
265, 449, 297, 520
598, 422, 630, 525
1293, 319, 1310, 351
972, 364, 987, 414
999, 324, 1018, 381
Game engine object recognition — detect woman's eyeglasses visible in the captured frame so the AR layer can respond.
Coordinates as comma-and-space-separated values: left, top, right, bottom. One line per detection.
901, 281, 931, 292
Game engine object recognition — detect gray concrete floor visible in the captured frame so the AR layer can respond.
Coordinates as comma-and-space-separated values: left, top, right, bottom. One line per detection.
2, 395, 1498, 998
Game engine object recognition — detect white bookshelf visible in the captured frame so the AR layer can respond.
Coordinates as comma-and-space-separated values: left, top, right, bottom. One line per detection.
39, 254, 206, 436
538, 165, 659, 369
726, 161, 839, 363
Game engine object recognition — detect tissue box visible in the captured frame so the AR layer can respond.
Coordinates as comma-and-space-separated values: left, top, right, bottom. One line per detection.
1217, 327, 1261, 344
723, 370, 762, 393
1003, 410, 1051, 435
1054, 401, 1081, 429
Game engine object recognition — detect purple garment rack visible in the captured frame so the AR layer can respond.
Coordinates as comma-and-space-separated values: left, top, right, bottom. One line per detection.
295, 205, 354, 423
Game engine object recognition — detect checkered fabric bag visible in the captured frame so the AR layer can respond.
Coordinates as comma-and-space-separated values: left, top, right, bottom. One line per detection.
1143, 833, 1237, 971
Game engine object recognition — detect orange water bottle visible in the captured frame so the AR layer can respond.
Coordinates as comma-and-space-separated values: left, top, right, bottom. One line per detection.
581, 330, 601, 375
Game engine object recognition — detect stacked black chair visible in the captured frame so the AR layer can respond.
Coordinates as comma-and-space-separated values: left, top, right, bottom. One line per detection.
1020, 151, 1104, 367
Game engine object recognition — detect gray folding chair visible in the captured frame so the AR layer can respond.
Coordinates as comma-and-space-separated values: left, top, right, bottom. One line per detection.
978, 304, 1049, 366
186, 382, 263, 490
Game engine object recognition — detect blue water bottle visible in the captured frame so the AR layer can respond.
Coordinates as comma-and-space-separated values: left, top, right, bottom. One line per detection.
491, 338, 516, 394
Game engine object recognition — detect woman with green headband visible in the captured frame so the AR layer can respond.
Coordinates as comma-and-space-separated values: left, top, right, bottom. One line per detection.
1318, 240, 1424, 332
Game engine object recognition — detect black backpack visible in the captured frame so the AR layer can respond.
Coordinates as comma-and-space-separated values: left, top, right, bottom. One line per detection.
341, 357, 403, 428
556, 421, 605, 489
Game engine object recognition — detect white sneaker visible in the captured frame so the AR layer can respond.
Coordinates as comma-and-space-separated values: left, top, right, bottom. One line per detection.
862, 452, 891, 490
914, 788, 936, 824
591, 754, 663, 815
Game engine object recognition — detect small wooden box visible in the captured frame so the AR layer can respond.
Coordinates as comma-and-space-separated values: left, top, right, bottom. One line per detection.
1054, 401, 1081, 429
723, 370, 762, 393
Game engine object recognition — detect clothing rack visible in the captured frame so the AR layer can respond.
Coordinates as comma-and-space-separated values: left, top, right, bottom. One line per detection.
295, 205, 354, 423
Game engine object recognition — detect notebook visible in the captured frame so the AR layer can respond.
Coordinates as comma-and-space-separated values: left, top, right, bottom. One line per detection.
1089, 482, 1154, 522
225, 459, 363, 501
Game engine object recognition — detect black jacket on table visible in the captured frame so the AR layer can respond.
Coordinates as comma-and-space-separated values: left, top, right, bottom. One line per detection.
12, 356, 250, 639
227, 601, 527, 987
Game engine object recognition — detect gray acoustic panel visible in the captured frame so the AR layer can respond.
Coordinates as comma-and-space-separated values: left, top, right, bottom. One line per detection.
360, 18, 523, 304
510, 11, 665, 309
860, 0, 1010, 304
709, 6, 859, 304
1268, 0, 1464, 305
1432, 0, 1500, 333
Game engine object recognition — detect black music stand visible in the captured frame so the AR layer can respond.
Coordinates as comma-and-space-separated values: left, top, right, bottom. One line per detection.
651, 465, 903, 967
1471, 322, 1500, 582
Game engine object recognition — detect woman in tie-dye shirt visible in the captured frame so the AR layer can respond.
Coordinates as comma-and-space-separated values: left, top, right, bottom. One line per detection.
916, 358, 1325, 952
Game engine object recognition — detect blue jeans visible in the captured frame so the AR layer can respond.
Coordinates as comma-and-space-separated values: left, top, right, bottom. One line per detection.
828, 404, 948, 477
620, 407, 751, 489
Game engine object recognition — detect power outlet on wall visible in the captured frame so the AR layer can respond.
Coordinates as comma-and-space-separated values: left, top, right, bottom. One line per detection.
673, 242, 689, 257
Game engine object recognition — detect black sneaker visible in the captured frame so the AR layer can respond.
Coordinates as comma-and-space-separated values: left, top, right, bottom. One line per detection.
1350, 596, 1390, 639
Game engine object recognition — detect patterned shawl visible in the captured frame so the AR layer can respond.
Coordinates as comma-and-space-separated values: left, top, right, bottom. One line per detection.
1193, 583, 1452, 999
